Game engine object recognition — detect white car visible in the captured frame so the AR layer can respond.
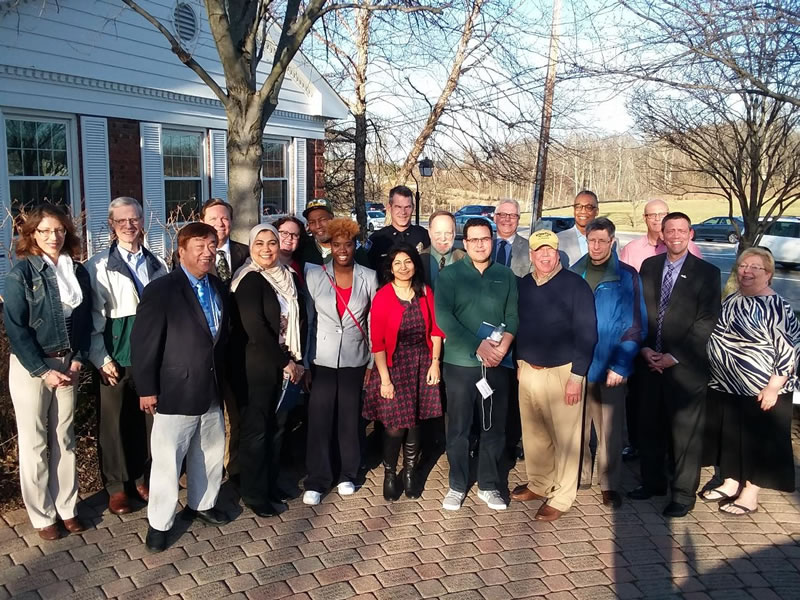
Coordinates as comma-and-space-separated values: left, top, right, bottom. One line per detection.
351, 210, 386, 232
757, 216, 800, 268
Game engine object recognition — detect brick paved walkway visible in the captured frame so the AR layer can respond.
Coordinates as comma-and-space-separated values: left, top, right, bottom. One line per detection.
2, 425, 800, 600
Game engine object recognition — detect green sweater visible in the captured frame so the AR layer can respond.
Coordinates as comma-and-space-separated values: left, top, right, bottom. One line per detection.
434, 257, 519, 367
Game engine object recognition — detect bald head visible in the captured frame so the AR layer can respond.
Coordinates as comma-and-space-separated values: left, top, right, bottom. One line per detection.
644, 199, 670, 235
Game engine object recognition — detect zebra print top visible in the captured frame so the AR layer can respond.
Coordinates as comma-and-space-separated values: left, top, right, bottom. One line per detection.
708, 292, 800, 396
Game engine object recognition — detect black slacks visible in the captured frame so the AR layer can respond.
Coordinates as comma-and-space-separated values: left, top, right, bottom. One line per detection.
98, 368, 152, 495
238, 375, 287, 506
639, 363, 707, 505
305, 364, 366, 492
444, 363, 509, 493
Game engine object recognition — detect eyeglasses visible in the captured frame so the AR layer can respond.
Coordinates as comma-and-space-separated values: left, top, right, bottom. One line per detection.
112, 217, 141, 226
573, 203, 598, 212
495, 212, 520, 220
588, 238, 612, 246
36, 228, 66, 238
737, 263, 768, 272
278, 230, 301, 240
645, 212, 668, 220
465, 236, 492, 245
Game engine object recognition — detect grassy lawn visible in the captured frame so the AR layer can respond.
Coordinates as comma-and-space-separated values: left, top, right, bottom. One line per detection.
535, 198, 800, 232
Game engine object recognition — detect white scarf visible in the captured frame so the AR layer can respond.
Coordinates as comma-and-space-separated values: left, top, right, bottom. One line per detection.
42, 254, 83, 318
231, 225, 302, 362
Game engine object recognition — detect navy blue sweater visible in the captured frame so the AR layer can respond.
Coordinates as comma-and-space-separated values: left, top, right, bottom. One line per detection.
516, 268, 598, 376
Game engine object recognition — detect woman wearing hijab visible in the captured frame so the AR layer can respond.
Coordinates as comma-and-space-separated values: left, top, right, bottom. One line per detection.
4, 204, 92, 540
230, 224, 305, 517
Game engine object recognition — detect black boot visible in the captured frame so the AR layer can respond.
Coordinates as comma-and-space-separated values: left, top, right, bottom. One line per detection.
382, 431, 403, 501
403, 427, 421, 499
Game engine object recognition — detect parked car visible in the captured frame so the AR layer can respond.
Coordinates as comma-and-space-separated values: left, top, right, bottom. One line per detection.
454, 204, 495, 219
537, 216, 575, 234
350, 210, 386, 232
758, 216, 800, 269
368, 202, 385, 212
454, 214, 497, 238
693, 216, 744, 243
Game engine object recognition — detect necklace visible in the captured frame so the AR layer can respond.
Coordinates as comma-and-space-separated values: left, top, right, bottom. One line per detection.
392, 282, 414, 301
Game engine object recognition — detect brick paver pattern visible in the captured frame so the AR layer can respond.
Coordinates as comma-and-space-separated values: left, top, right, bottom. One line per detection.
2, 422, 800, 600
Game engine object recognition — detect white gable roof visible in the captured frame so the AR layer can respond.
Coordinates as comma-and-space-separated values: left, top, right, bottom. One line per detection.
0, 0, 347, 135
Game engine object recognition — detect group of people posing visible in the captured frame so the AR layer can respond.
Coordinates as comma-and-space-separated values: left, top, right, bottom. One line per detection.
4, 186, 798, 554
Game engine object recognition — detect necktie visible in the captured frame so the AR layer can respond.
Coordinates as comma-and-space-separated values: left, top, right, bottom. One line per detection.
195, 279, 218, 337
216, 250, 231, 283
654, 263, 676, 352
496, 240, 508, 266
439, 255, 446, 271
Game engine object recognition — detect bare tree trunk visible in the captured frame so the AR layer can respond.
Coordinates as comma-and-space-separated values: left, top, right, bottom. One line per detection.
352, 8, 371, 235
227, 102, 266, 241
396, 0, 485, 183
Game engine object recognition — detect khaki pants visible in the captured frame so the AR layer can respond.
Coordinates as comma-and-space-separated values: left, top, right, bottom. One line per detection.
9, 354, 79, 529
580, 381, 626, 492
518, 361, 584, 512
222, 382, 239, 477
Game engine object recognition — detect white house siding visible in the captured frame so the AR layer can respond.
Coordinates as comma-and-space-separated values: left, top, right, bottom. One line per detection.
0, 0, 347, 289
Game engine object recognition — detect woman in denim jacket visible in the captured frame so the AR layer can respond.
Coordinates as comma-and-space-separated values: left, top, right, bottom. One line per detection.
4, 204, 92, 540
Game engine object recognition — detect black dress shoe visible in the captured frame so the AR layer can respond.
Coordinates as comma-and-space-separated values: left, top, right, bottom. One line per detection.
182, 507, 230, 525
602, 490, 623, 508
145, 526, 167, 553
663, 501, 694, 518
245, 503, 278, 518
627, 485, 667, 500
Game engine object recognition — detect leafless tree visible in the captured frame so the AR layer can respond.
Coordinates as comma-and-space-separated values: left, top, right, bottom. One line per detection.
119, 0, 437, 240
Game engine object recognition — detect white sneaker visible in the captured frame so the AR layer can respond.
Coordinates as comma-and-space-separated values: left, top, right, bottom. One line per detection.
477, 489, 507, 510
442, 488, 466, 511
337, 481, 356, 496
302, 491, 321, 505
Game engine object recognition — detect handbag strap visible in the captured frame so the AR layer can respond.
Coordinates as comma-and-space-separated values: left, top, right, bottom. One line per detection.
322, 264, 369, 343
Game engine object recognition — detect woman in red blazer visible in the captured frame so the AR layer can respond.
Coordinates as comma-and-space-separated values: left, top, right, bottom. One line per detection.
363, 243, 444, 501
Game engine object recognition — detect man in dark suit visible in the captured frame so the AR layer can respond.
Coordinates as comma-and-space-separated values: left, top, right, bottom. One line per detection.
628, 212, 721, 517
132, 222, 231, 553
493, 199, 531, 278
420, 210, 466, 289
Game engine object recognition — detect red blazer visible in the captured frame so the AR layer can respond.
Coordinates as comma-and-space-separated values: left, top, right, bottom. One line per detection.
370, 284, 444, 366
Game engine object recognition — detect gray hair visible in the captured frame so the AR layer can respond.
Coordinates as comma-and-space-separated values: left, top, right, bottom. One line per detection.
585, 217, 615, 238
497, 198, 520, 213
108, 196, 144, 221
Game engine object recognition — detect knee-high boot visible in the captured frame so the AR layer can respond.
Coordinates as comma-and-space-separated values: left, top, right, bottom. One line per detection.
383, 431, 403, 501
403, 426, 421, 499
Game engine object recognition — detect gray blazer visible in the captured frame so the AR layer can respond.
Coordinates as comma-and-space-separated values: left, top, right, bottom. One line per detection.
556, 225, 585, 267
305, 262, 378, 369
493, 235, 532, 278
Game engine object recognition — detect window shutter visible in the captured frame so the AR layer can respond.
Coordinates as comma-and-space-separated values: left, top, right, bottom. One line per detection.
294, 138, 307, 216
80, 116, 111, 257
209, 129, 228, 201
0, 110, 11, 295
140, 122, 166, 257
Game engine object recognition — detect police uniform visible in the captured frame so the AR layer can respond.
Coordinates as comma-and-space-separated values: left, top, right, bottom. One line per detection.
367, 224, 431, 279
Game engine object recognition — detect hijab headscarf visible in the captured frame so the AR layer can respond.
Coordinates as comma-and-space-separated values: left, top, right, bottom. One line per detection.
231, 224, 302, 361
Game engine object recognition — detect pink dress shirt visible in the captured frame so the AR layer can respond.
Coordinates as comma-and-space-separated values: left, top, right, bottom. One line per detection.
619, 235, 703, 272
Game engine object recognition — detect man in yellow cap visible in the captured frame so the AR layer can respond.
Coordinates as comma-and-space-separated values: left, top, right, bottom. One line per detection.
511, 229, 597, 521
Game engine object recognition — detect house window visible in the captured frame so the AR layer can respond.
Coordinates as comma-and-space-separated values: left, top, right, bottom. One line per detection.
163, 131, 203, 221
262, 140, 288, 216
6, 118, 72, 217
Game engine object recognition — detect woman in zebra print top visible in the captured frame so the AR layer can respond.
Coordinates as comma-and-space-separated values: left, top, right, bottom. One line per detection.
703, 247, 800, 516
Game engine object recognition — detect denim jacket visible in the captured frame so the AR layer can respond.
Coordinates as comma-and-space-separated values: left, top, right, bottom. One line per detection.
4, 254, 93, 376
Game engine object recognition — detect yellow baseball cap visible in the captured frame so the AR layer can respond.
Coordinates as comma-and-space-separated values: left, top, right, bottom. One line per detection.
529, 229, 559, 251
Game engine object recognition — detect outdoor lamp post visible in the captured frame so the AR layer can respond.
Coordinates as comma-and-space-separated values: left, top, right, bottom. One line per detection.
413, 156, 435, 225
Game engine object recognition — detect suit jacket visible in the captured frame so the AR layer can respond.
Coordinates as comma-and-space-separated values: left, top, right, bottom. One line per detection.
420, 247, 466, 289
640, 252, 721, 384
130, 268, 229, 415
305, 262, 378, 369
229, 270, 306, 401
493, 235, 532, 278
556, 226, 584, 267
